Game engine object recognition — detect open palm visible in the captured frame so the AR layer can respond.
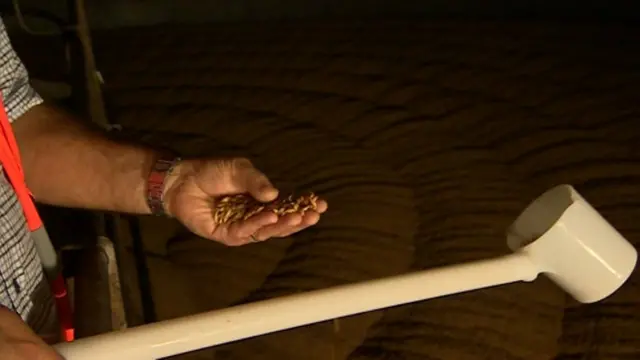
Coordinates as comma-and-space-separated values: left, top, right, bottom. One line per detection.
163, 157, 327, 246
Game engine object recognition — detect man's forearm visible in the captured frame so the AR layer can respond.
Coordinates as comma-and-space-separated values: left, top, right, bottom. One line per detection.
12, 103, 157, 214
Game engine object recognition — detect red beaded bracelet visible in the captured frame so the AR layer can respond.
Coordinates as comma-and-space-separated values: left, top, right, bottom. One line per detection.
146, 154, 181, 216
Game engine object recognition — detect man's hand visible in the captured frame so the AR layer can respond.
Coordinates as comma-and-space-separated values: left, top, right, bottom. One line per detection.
163, 158, 328, 246
0, 307, 63, 360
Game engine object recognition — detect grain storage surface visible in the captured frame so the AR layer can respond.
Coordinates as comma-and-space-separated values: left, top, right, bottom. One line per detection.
93, 21, 640, 360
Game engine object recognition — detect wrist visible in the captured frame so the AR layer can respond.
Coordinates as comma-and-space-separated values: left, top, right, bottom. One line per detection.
159, 159, 192, 217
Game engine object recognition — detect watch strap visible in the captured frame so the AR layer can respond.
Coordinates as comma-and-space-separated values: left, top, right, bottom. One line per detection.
147, 154, 181, 216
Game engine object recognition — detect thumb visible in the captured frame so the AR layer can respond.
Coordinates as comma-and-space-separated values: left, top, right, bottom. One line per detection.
232, 158, 279, 202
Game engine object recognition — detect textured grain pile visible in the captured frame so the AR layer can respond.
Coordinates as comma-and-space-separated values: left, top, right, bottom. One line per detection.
93, 21, 640, 360
213, 193, 319, 225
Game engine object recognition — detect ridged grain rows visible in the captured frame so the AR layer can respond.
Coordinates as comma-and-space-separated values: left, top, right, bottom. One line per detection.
94, 22, 640, 360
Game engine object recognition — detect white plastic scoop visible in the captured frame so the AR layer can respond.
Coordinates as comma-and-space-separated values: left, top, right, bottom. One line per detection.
54, 185, 637, 360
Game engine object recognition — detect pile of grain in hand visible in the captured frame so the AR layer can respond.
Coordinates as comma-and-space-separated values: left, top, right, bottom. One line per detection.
213, 193, 319, 226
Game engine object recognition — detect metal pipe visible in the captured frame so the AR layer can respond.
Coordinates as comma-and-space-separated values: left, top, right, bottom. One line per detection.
55, 254, 538, 360
54, 184, 638, 360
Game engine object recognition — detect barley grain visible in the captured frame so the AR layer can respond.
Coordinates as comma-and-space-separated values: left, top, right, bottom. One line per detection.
212, 193, 319, 226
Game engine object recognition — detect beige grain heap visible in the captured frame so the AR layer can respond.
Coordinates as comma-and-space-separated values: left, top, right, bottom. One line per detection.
213, 193, 319, 226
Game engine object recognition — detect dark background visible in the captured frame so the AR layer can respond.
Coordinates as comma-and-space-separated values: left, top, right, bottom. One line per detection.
2, 0, 640, 29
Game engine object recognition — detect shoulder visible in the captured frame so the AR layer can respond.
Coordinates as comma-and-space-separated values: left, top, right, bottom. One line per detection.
0, 16, 42, 122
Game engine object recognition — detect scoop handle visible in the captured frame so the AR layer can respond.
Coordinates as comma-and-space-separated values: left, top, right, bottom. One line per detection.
54, 253, 538, 360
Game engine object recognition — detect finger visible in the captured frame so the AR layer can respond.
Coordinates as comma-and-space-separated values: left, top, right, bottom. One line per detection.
315, 199, 328, 213
13, 342, 64, 360
233, 159, 278, 202
278, 211, 321, 238
253, 213, 302, 240
227, 211, 278, 240
301, 210, 321, 226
